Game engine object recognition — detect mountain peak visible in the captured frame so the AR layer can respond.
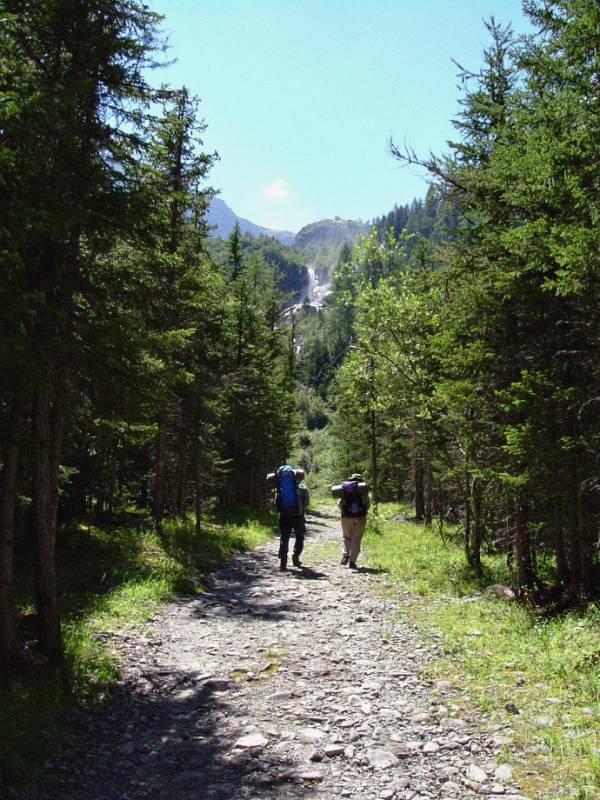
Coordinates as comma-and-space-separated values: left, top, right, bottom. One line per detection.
207, 197, 295, 246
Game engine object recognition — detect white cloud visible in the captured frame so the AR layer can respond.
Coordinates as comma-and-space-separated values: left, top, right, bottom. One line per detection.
262, 179, 290, 200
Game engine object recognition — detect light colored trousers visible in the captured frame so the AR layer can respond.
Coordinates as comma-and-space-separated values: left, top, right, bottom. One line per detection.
341, 515, 367, 561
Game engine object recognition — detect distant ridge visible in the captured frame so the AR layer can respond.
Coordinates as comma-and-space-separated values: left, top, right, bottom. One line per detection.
294, 217, 369, 253
207, 197, 296, 246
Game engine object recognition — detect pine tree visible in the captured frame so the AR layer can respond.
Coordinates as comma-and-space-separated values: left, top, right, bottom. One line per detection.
0, 0, 163, 668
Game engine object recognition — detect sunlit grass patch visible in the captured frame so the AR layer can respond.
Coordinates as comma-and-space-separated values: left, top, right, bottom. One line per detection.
162, 510, 272, 579
365, 504, 600, 800
365, 505, 512, 596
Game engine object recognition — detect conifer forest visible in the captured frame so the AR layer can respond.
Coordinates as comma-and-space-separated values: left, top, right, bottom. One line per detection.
2, 2, 600, 798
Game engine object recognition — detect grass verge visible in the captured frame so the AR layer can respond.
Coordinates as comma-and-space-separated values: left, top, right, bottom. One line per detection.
1, 508, 274, 791
364, 504, 600, 800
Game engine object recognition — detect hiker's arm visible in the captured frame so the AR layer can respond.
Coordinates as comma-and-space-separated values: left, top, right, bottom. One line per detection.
300, 486, 309, 511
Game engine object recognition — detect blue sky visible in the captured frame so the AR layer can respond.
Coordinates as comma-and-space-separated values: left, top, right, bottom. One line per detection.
151, 0, 531, 233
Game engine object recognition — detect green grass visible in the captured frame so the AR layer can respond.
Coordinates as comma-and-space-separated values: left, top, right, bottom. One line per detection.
1, 508, 274, 790
364, 504, 600, 800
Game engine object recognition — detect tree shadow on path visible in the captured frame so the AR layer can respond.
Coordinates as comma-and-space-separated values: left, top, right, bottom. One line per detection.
21, 515, 340, 800
187, 548, 318, 624
21, 672, 319, 800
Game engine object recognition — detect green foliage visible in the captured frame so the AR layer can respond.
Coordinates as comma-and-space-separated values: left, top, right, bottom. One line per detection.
244, 235, 308, 297
366, 506, 511, 595
330, 3, 600, 596
296, 386, 330, 430
208, 231, 309, 298
289, 425, 337, 500
218, 236, 299, 507
366, 507, 600, 799
372, 186, 461, 256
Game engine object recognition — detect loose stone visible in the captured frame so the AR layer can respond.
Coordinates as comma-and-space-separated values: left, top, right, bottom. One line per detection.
324, 744, 346, 757
233, 734, 268, 750
466, 764, 488, 783
441, 781, 461, 794
367, 749, 399, 769
295, 770, 324, 782
298, 727, 326, 741
494, 764, 513, 782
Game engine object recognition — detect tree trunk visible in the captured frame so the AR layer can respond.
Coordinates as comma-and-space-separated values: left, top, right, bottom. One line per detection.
175, 429, 186, 518
464, 470, 471, 561
566, 458, 591, 598
505, 504, 514, 568
576, 472, 592, 599
153, 407, 168, 535
32, 388, 64, 664
0, 410, 23, 676
515, 495, 534, 595
555, 526, 569, 587
140, 479, 149, 509
170, 403, 185, 518
414, 458, 424, 522
94, 491, 106, 524
424, 454, 433, 526
194, 456, 202, 536
470, 479, 485, 573
370, 410, 378, 507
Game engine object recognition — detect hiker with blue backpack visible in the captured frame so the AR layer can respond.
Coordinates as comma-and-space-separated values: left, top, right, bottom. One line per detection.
270, 465, 310, 572
333, 473, 370, 569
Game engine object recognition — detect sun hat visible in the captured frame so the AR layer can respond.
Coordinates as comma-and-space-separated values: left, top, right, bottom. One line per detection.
350, 473, 362, 481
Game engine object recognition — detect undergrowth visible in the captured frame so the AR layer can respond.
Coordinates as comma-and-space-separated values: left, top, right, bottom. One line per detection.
1, 508, 273, 791
365, 504, 600, 800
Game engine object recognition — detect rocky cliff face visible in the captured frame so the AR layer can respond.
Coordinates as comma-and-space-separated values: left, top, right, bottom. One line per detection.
294, 217, 369, 253
294, 218, 370, 289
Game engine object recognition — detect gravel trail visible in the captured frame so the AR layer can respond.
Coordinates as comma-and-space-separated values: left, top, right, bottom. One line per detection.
22, 507, 526, 800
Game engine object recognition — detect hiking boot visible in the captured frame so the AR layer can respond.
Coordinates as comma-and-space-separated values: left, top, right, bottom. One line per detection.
340, 553, 349, 565
292, 554, 302, 568
349, 561, 358, 569
279, 558, 287, 572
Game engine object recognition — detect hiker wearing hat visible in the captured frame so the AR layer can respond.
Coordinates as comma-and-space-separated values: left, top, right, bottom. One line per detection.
337, 473, 370, 569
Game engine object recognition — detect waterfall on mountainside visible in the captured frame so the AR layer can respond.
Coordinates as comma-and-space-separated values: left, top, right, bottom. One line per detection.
305, 265, 332, 306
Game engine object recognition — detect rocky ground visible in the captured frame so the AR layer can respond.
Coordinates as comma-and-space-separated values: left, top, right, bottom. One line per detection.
21, 507, 528, 800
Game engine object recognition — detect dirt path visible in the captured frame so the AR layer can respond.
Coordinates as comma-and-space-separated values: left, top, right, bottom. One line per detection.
22, 508, 527, 800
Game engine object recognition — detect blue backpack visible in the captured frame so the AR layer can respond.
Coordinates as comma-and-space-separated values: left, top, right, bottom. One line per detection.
276, 465, 301, 517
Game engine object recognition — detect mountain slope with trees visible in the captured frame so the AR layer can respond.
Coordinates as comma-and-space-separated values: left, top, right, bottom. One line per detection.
207, 228, 309, 301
